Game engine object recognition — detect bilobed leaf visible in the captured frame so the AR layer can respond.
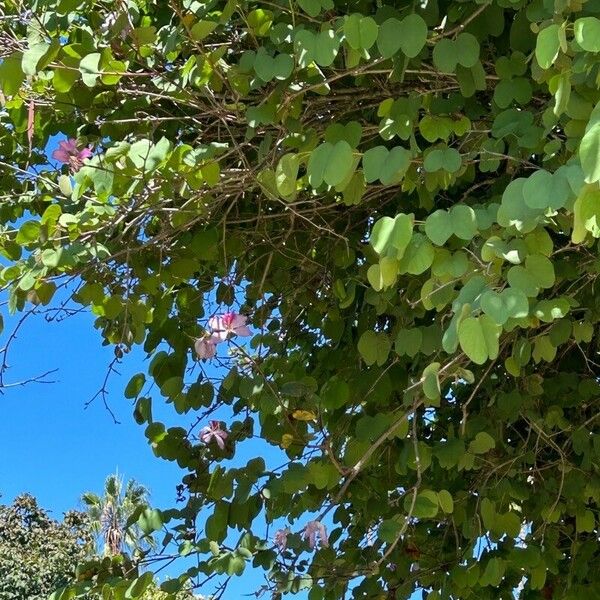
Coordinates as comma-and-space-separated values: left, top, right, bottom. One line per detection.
358, 331, 391, 366
377, 19, 402, 58
138, 508, 163, 535
406, 490, 439, 518
458, 315, 501, 365
367, 256, 399, 291
324, 141, 354, 186
369, 213, 413, 258
275, 154, 300, 198
344, 14, 378, 50
469, 431, 496, 454
398, 14, 428, 58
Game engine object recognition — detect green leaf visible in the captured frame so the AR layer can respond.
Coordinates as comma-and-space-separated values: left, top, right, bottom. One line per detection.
449, 205, 477, 240
138, 508, 163, 535
437, 490, 454, 513
307, 141, 354, 187
275, 154, 299, 197
254, 48, 294, 82
523, 169, 570, 210
576, 509, 595, 532
398, 14, 428, 58
397, 233, 434, 275
395, 328, 422, 357
378, 519, 402, 543
125, 373, 146, 399
432, 38, 457, 73
21, 42, 50, 76
454, 33, 480, 68
79, 52, 102, 87
574, 17, 600, 52
424, 147, 461, 173
406, 490, 439, 518
469, 431, 496, 454
497, 178, 542, 233
480, 558, 505, 587
369, 213, 413, 258
580, 123, 600, 184
191, 20, 218, 40
480, 288, 529, 325
377, 19, 402, 58
367, 256, 399, 291
458, 315, 501, 365
535, 24, 560, 69
358, 331, 391, 366
422, 362, 440, 404
344, 15, 378, 51
0, 52, 25, 96
425, 210, 452, 246
362, 145, 411, 184
16, 221, 40, 245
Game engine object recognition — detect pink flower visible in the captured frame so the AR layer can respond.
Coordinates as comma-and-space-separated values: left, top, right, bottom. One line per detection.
208, 312, 251, 343
52, 138, 93, 172
303, 520, 328, 549
200, 420, 228, 450
273, 528, 290, 552
194, 337, 217, 360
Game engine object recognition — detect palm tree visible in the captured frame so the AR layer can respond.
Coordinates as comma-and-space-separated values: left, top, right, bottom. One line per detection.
81, 473, 151, 557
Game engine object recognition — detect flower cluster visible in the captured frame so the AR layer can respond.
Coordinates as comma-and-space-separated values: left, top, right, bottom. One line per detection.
273, 521, 328, 552
199, 420, 228, 450
194, 312, 251, 360
52, 138, 93, 172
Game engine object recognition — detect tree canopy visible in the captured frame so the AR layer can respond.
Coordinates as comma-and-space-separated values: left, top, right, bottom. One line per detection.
2, 0, 600, 598
0, 494, 93, 600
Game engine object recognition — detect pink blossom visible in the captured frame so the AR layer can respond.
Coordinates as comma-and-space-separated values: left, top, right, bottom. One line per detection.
303, 520, 328, 549
273, 528, 290, 552
194, 337, 217, 360
200, 420, 228, 450
52, 138, 93, 172
208, 312, 251, 343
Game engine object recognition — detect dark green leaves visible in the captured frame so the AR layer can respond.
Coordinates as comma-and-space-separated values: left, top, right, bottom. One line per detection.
344, 15, 378, 50
377, 14, 427, 59
432, 34, 480, 72
362, 145, 411, 184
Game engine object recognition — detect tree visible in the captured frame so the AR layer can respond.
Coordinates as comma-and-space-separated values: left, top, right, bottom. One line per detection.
1, 0, 600, 598
82, 473, 152, 557
0, 494, 93, 600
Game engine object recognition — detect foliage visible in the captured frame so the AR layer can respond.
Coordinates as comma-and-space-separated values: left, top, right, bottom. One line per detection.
0, 494, 93, 600
82, 473, 153, 557
2, 0, 600, 598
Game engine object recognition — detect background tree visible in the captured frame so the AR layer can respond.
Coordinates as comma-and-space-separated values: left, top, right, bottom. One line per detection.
82, 473, 152, 557
0, 494, 93, 600
2, 0, 600, 598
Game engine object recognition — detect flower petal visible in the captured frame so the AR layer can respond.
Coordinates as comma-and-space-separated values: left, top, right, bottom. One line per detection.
52, 149, 70, 163
233, 324, 252, 337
